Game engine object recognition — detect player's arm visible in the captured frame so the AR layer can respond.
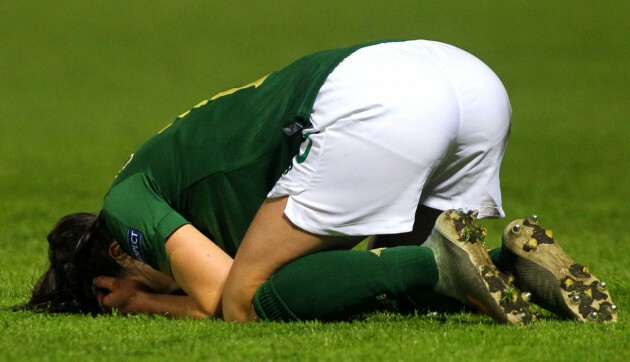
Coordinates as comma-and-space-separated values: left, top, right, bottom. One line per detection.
94, 276, 212, 319
165, 224, 234, 317
95, 224, 233, 319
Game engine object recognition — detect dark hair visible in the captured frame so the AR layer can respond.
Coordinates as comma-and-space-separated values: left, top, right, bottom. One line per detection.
12, 211, 121, 314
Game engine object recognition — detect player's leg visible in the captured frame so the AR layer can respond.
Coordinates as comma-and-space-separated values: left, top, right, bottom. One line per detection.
366, 205, 469, 314
221, 196, 364, 322
221, 197, 448, 322
223, 198, 470, 323
252, 243, 441, 321
251, 209, 533, 324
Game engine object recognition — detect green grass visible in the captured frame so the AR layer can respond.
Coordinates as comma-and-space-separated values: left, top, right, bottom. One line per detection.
1, 312, 628, 361
1, 1, 629, 360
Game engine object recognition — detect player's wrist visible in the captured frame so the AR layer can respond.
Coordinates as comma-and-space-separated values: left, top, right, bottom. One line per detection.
128, 289, 152, 313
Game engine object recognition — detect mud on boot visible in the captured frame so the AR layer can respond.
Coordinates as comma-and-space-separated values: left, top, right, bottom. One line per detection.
423, 209, 534, 325
500, 215, 617, 323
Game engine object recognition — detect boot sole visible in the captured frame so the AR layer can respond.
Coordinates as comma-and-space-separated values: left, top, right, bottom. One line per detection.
501, 217, 617, 323
424, 210, 533, 325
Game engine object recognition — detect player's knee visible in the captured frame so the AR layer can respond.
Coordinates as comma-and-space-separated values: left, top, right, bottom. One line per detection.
221, 283, 258, 322
221, 305, 250, 323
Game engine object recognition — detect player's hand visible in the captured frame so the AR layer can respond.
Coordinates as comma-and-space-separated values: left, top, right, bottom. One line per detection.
92, 276, 149, 314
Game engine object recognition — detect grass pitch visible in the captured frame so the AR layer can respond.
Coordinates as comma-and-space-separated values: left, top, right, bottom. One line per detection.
1, 1, 629, 360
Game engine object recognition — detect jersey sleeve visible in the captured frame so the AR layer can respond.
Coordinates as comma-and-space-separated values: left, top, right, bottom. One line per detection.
103, 173, 189, 275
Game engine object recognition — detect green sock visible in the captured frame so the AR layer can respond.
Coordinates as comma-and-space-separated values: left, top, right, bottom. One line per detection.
488, 247, 502, 265
488, 247, 516, 273
253, 246, 442, 321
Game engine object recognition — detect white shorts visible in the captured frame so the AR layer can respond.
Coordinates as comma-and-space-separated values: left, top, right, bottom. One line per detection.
268, 40, 511, 236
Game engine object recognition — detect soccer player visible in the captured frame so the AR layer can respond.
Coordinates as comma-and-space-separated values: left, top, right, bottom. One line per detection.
17, 40, 616, 324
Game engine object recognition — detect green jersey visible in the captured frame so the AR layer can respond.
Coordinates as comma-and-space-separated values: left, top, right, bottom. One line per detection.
103, 42, 386, 275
